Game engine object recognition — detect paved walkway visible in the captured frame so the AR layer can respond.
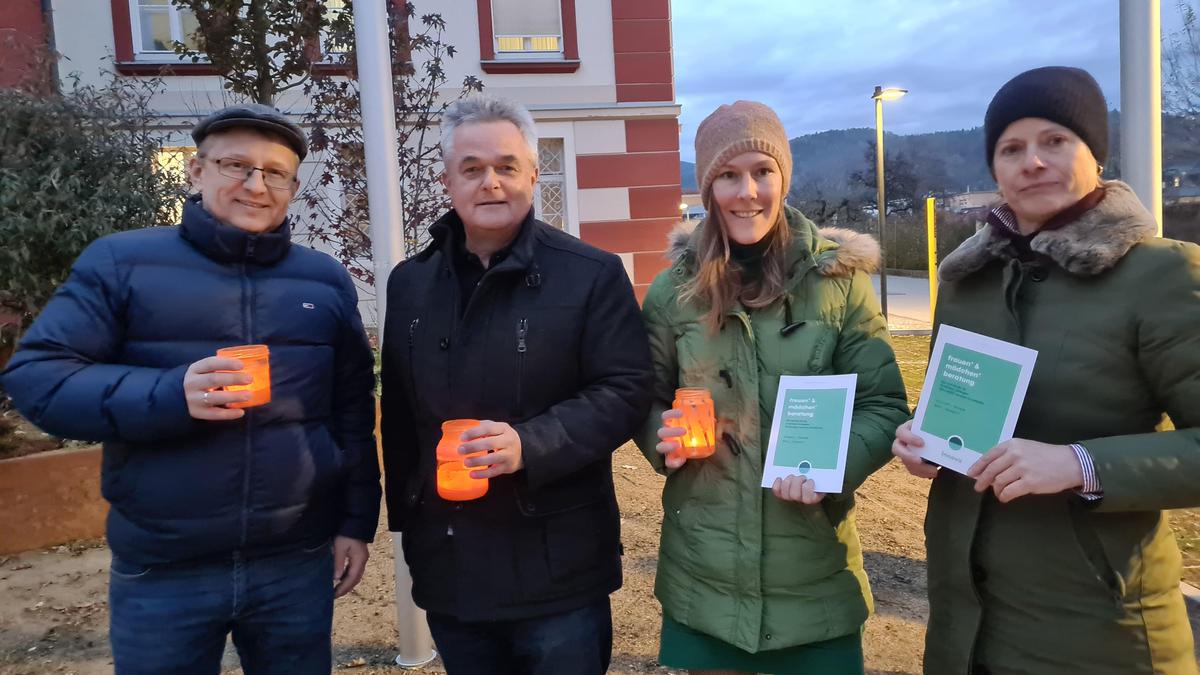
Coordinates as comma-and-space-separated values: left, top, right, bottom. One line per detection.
870, 273, 933, 332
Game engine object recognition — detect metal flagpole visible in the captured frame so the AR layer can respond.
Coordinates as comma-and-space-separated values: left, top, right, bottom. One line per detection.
351, 0, 436, 667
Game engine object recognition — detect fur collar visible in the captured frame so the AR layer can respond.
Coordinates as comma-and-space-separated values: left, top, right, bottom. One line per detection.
939, 181, 1157, 282
666, 213, 880, 278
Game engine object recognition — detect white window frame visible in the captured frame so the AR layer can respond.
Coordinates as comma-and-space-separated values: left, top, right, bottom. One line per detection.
128, 0, 203, 61
127, 1, 348, 64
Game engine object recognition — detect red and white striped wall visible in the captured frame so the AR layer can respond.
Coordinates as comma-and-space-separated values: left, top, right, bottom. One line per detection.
575, 0, 679, 303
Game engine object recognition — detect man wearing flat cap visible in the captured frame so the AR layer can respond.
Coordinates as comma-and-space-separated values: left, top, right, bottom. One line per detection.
3, 104, 380, 674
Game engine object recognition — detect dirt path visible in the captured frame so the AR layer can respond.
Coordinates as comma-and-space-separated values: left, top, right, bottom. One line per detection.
0, 445, 931, 675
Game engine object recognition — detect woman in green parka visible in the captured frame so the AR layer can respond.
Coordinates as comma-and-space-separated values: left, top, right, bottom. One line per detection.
636, 100, 910, 674
893, 67, 1200, 674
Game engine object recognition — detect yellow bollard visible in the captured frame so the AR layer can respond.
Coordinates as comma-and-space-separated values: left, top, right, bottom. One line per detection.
926, 197, 938, 315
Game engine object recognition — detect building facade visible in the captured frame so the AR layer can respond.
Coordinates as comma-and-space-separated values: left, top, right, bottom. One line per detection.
13, 0, 681, 306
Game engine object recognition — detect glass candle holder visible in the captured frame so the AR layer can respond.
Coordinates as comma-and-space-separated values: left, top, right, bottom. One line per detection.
668, 387, 716, 460
216, 344, 271, 409
436, 419, 489, 501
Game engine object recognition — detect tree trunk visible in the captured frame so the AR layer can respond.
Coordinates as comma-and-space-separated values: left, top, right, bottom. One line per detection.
249, 0, 274, 105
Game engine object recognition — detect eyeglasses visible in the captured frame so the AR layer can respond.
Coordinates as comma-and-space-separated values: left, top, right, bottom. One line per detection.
202, 156, 296, 191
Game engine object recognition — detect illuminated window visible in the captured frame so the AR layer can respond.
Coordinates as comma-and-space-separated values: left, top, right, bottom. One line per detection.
130, 0, 200, 55
321, 0, 351, 56
492, 0, 562, 57
156, 146, 195, 223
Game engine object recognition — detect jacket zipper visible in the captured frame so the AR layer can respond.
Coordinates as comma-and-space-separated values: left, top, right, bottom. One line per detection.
516, 318, 527, 413
239, 255, 254, 548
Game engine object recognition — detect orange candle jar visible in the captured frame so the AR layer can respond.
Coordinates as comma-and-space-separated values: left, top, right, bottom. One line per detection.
216, 344, 271, 408
436, 419, 489, 501
668, 387, 716, 460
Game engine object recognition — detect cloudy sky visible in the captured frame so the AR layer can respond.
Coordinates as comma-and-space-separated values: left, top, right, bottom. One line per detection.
671, 1, 1189, 160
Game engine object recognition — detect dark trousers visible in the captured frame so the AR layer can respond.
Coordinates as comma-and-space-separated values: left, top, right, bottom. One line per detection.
108, 541, 334, 675
427, 597, 613, 675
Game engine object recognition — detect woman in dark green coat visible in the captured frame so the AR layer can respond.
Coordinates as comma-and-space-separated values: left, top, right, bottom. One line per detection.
636, 100, 909, 674
894, 67, 1200, 674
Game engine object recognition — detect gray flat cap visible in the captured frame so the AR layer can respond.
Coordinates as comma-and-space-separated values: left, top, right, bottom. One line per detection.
192, 103, 308, 160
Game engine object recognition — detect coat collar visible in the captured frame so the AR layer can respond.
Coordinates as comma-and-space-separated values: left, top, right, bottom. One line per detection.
423, 207, 539, 277
178, 195, 292, 265
666, 205, 881, 279
938, 181, 1157, 282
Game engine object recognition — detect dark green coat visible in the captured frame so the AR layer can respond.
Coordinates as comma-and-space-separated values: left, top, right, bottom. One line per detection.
636, 207, 910, 653
926, 181, 1200, 674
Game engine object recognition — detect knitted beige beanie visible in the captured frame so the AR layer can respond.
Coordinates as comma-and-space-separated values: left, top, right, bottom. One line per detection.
693, 100, 792, 207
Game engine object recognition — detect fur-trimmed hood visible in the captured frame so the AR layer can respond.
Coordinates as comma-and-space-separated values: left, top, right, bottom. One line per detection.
666, 207, 880, 278
939, 181, 1157, 282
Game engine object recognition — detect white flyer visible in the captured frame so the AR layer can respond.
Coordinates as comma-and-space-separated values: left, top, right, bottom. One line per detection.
760, 374, 857, 494
911, 325, 1038, 475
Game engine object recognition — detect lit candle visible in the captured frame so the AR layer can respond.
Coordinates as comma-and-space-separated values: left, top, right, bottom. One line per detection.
670, 387, 716, 460
216, 344, 271, 408
436, 462, 489, 501
436, 419, 489, 501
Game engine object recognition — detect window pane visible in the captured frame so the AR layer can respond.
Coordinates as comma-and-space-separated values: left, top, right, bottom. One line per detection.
496, 36, 524, 52
323, 0, 350, 53
156, 146, 195, 223
492, 0, 560, 36
528, 36, 559, 52
156, 146, 194, 176
536, 139, 566, 230
538, 138, 564, 175
179, 9, 201, 51
139, 8, 172, 51
138, 0, 169, 5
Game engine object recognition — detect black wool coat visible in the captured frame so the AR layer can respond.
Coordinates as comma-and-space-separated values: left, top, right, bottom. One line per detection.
380, 208, 653, 621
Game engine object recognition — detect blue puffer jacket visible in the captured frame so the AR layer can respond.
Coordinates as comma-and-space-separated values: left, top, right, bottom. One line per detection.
2, 197, 380, 565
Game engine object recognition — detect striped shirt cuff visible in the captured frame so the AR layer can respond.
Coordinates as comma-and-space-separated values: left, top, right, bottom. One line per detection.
1071, 443, 1103, 500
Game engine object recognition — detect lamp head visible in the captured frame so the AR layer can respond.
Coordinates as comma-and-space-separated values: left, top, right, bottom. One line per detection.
872, 86, 908, 101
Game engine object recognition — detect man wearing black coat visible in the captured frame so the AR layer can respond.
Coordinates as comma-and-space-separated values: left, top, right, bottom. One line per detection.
380, 95, 652, 673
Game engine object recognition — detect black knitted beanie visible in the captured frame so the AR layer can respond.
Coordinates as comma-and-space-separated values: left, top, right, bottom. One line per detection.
984, 66, 1108, 171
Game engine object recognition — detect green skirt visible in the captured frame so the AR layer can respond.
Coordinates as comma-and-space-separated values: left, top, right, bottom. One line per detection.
658, 615, 864, 674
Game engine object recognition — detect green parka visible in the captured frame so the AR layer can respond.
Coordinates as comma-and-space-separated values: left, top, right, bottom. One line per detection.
636, 207, 910, 653
925, 181, 1200, 675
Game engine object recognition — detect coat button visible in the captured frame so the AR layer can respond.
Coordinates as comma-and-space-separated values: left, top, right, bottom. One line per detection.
1030, 267, 1048, 282
438, 337, 449, 350
764, 633, 772, 640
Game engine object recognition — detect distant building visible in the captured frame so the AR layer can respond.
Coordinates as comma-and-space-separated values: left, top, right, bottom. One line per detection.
946, 190, 1000, 213
1166, 186, 1200, 205
681, 192, 704, 221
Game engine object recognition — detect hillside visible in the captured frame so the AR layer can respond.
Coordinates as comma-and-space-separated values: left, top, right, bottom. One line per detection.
679, 113, 1200, 203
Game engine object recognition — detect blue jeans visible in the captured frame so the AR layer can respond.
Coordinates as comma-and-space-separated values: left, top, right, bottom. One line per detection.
108, 541, 334, 675
426, 597, 613, 675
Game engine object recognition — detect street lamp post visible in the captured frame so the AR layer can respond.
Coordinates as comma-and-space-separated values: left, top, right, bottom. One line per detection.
871, 85, 907, 320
